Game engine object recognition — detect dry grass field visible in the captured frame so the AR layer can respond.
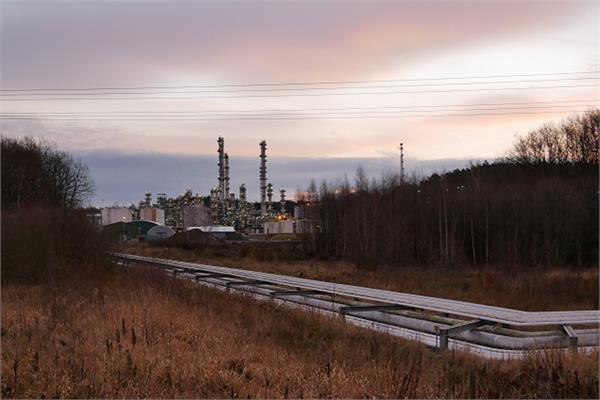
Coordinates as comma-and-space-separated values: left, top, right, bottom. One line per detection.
119, 242, 599, 311
2, 267, 598, 399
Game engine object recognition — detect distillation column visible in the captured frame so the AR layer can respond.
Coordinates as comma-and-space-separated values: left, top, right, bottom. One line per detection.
224, 153, 230, 200
238, 183, 248, 232
259, 140, 267, 216
217, 137, 225, 203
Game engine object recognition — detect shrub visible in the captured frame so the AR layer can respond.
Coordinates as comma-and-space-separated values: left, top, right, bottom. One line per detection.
1, 207, 108, 285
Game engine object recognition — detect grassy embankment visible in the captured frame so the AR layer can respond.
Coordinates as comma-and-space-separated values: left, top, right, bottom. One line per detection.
2, 267, 598, 399
118, 242, 598, 311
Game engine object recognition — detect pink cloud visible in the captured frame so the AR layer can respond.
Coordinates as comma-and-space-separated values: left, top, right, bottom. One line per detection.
1, 1, 590, 85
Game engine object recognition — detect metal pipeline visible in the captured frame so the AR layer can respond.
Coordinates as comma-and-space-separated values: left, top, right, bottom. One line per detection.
114, 254, 600, 358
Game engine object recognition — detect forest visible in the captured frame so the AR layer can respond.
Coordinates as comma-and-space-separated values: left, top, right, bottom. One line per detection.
300, 109, 599, 268
1, 137, 104, 284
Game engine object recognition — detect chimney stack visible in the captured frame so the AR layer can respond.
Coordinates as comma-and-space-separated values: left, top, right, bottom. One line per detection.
259, 140, 267, 216
217, 136, 225, 202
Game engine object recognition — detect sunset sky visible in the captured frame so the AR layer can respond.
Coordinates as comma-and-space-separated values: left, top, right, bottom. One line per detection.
1, 0, 599, 205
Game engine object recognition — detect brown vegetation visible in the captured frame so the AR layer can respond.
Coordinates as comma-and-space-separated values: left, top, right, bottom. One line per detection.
2, 115, 599, 399
119, 242, 598, 311
2, 267, 598, 399
1, 136, 105, 285
1, 207, 108, 284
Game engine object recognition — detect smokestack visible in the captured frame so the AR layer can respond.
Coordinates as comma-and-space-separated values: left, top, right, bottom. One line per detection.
224, 153, 230, 199
259, 140, 267, 216
217, 137, 225, 202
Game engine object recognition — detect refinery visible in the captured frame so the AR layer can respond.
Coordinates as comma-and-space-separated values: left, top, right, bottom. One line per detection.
98, 137, 301, 240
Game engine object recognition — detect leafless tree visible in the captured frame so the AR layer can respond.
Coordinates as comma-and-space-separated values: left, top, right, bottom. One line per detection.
303, 110, 599, 268
1, 136, 95, 209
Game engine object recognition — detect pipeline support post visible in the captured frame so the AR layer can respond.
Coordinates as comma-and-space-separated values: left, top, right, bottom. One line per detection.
226, 280, 267, 288
561, 325, 579, 349
437, 319, 488, 351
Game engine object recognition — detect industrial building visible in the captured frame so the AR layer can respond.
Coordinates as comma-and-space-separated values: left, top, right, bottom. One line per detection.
101, 206, 132, 225
263, 219, 295, 234
84, 207, 102, 227
182, 205, 212, 230
101, 194, 165, 240
210, 137, 291, 233
123, 136, 302, 238
263, 217, 312, 234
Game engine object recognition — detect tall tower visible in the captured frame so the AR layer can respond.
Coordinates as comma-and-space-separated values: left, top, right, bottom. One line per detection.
259, 140, 267, 216
217, 137, 225, 202
399, 142, 405, 185
238, 183, 248, 233
224, 153, 230, 199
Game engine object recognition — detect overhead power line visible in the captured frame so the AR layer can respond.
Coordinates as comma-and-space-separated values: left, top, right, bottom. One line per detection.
1, 102, 597, 118
0, 108, 593, 121
1, 76, 599, 97
2, 98, 595, 116
1, 83, 598, 101
1, 70, 598, 92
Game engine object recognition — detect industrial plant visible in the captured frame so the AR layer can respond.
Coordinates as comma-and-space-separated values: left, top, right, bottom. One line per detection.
99, 137, 305, 241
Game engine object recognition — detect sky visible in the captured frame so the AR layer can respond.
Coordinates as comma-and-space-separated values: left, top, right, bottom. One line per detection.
1, 0, 599, 205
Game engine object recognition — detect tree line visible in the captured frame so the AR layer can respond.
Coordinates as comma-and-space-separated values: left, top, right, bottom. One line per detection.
1, 136, 104, 284
1, 136, 94, 209
300, 109, 599, 268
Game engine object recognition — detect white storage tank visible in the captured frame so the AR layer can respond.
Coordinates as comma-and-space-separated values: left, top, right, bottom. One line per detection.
101, 207, 132, 226
140, 207, 165, 225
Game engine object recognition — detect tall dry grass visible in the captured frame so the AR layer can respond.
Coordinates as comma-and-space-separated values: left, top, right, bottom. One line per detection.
119, 242, 599, 311
2, 267, 598, 398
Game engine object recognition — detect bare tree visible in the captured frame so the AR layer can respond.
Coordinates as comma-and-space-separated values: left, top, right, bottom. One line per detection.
1, 136, 95, 209
510, 109, 599, 164
303, 110, 599, 269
